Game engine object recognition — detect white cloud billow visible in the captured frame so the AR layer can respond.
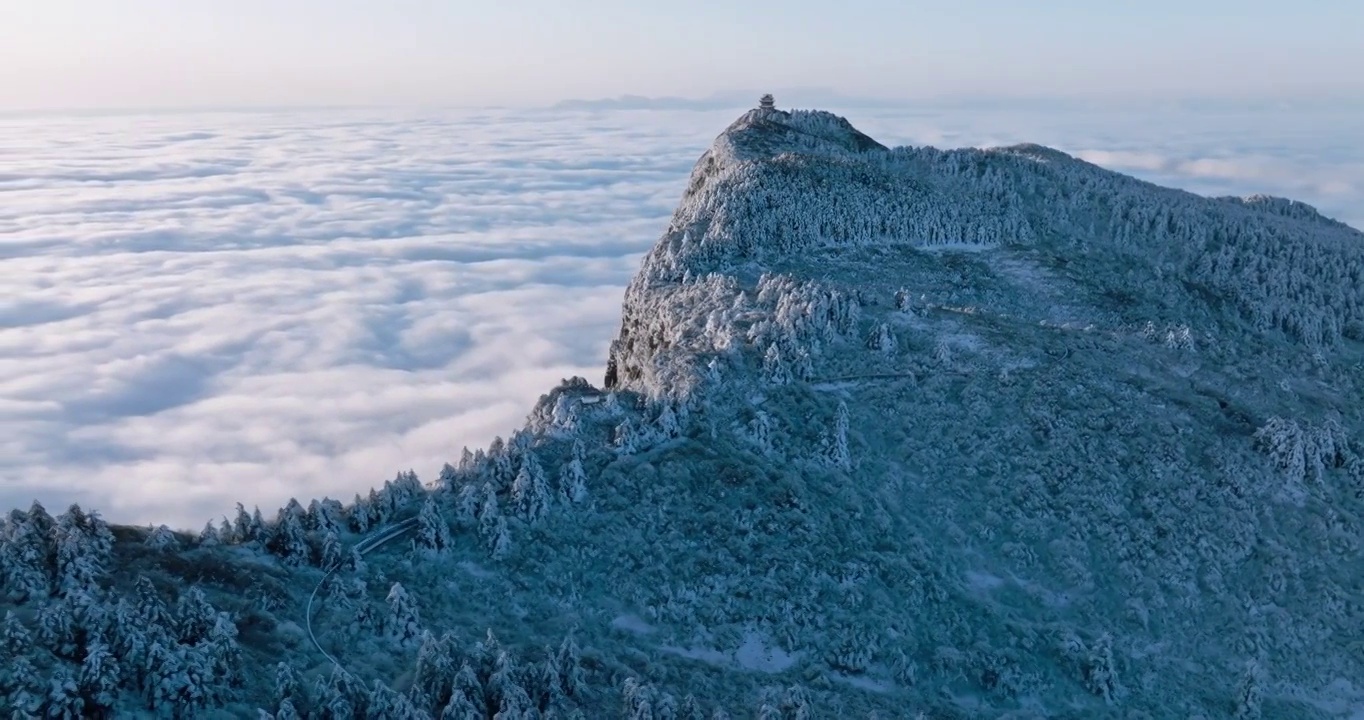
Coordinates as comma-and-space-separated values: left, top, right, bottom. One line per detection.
2, 103, 1359, 529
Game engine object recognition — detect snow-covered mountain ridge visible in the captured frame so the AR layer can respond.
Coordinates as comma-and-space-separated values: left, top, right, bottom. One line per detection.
608, 106, 1364, 399
3, 107, 1364, 718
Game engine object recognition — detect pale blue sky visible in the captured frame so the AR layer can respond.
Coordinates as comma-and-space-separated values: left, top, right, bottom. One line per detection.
3, 0, 1359, 110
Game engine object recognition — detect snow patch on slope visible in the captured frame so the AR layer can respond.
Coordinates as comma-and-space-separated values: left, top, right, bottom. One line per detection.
662, 628, 800, 674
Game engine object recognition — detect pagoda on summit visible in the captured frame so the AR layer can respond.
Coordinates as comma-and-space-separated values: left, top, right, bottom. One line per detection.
758, 93, 775, 111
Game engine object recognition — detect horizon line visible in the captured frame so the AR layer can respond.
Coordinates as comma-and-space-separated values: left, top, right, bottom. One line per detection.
3, 92, 1361, 118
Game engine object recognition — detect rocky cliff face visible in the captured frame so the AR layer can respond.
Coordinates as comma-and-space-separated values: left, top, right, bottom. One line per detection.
4, 108, 1364, 718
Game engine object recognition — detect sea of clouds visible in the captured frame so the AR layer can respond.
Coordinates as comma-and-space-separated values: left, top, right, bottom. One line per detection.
2, 101, 1360, 529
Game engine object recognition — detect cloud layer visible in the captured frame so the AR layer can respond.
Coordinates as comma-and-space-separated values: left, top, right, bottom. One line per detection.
3, 103, 1359, 529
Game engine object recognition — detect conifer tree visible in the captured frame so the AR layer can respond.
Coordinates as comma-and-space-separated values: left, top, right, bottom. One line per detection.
275, 699, 302, 720
458, 446, 477, 475
386, 582, 422, 647
416, 495, 452, 555
763, 343, 793, 385
53, 503, 108, 597
488, 437, 515, 489
1, 507, 54, 601
488, 651, 533, 717
409, 631, 457, 712
558, 633, 587, 698
441, 690, 482, 720
44, 666, 84, 720
145, 524, 178, 551
3, 654, 43, 718
828, 400, 851, 470
1, 610, 33, 663
271, 501, 311, 567
866, 322, 896, 353
452, 661, 484, 715
489, 516, 512, 559
141, 640, 181, 710
249, 507, 269, 545
512, 454, 551, 523
79, 636, 120, 715
134, 576, 172, 630
367, 488, 389, 526
559, 440, 590, 504
314, 668, 356, 720
350, 493, 374, 533
36, 598, 78, 657
305, 499, 330, 535
438, 462, 460, 494
175, 586, 217, 644
537, 645, 566, 710
477, 483, 501, 542
352, 597, 377, 637
233, 503, 253, 544
172, 642, 215, 711
198, 520, 221, 547
27, 501, 55, 542
274, 661, 301, 710
455, 483, 481, 526
208, 611, 243, 689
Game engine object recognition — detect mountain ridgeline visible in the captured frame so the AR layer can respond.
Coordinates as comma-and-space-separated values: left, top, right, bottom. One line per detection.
4, 108, 1364, 718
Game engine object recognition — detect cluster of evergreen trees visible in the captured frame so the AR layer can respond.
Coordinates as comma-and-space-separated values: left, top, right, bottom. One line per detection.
177, 469, 429, 571
258, 630, 590, 719
1, 502, 243, 716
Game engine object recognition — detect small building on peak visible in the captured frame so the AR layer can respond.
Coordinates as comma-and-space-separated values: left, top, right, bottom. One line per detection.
758, 93, 775, 111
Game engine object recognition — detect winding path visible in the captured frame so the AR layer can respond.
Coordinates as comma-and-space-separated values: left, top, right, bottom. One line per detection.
305, 517, 420, 675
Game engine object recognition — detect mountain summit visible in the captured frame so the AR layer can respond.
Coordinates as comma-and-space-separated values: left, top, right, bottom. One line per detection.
593, 108, 1364, 717
4, 109, 1364, 718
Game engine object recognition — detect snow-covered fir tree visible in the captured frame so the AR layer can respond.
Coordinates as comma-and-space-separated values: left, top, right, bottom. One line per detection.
489, 516, 512, 560
455, 483, 481, 526
320, 530, 344, 569
415, 495, 452, 555
174, 586, 217, 644
197, 520, 221, 547
52, 504, 112, 598
274, 661, 302, 711
487, 437, 516, 490
827, 400, 852, 470
79, 636, 120, 715
207, 611, 243, 689
44, 666, 84, 719
559, 440, 590, 504
145, 524, 179, 551
558, 633, 587, 699
510, 453, 551, 524
349, 492, 376, 533
476, 482, 501, 543
2, 609, 32, 657
488, 650, 534, 717
386, 582, 422, 648
438, 461, 461, 494
866, 322, 897, 353
270, 499, 312, 566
